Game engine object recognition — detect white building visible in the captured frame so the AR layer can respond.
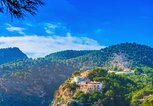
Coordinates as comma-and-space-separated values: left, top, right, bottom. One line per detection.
115, 71, 134, 75
79, 81, 103, 93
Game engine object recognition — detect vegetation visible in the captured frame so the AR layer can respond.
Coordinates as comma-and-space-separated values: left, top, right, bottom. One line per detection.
45, 50, 95, 61
0, 43, 153, 106
65, 82, 78, 91
53, 68, 153, 106
72, 71, 81, 77
131, 87, 153, 106
0, 47, 27, 64
0, 0, 44, 19
74, 90, 103, 104
133, 66, 153, 77
64, 43, 153, 70
142, 95, 153, 106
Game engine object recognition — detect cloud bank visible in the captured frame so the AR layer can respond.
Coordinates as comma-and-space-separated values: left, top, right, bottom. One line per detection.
0, 22, 104, 58
0, 34, 103, 58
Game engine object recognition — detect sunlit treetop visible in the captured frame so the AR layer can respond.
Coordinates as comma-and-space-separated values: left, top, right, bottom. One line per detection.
0, 0, 44, 19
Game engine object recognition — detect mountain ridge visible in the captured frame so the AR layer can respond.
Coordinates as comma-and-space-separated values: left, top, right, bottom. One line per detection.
0, 47, 28, 64
0, 43, 152, 106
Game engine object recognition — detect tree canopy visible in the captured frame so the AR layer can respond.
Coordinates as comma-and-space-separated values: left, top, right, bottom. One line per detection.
0, 0, 44, 19
57, 68, 153, 106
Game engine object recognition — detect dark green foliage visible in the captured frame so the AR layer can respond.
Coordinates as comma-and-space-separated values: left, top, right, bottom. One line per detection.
0, 0, 44, 19
66, 43, 153, 69
74, 91, 90, 103
133, 66, 153, 77
74, 90, 104, 104
66, 82, 78, 91
89, 90, 103, 104
106, 43, 153, 68
0, 43, 153, 106
142, 95, 153, 106
73, 68, 153, 106
72, 71, 81, 77
45, 50, 95, 61
88, 68, 107, 80
131, 87, 153, 106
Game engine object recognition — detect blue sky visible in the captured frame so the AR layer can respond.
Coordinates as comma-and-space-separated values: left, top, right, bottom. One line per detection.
0, 0, 153, 58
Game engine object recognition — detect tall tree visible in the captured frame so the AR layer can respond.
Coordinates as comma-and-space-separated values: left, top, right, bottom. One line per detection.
0, 0, 44, 19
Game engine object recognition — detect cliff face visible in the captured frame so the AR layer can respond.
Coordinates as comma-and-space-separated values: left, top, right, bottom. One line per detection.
51, 70, 91, 106
51, 70, 104, 106
52, 84, 76, 106
51, 67, 153, 106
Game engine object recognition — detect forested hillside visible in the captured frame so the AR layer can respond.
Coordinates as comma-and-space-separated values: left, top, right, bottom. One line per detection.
45, 50, 95, 61
0, 47, 28, 64
52, 68, 153, 106
65, 43, 153, 70
0, 43, 153, 106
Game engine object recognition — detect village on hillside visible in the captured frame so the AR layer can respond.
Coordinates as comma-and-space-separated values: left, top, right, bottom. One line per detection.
72, 71, 102, 93
108, 68, 135, 75
53, 67, 153, 106
71, 68, 136, 94
71, 69, 131, 93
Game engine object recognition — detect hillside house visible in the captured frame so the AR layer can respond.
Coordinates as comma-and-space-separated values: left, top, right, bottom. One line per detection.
79, 81, 102, 93
115, 71, 134, 75
108, 70, 116, 73
108, 70, 135, 75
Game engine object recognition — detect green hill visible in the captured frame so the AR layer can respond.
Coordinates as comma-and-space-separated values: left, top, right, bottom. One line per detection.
0, 47, 28, 64
45, 50, 95, 61
0, 43, 153, 106
51, 68, 153, 106
66, 43, 153, 70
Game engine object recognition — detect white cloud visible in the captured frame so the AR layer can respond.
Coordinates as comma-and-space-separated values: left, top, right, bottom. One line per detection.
0, 34, 104, 58
1, 23, 104, 58
46, 23, 57, 29
44, 23, 57, 34
43, 23, 67, 35
5, 24, 25, 35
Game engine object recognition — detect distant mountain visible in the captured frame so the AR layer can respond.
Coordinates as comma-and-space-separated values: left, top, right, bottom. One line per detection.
0, 43, 152, 106
66, 43, 153, 70
45, 50, 95, 61
0, 47, 28, 64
